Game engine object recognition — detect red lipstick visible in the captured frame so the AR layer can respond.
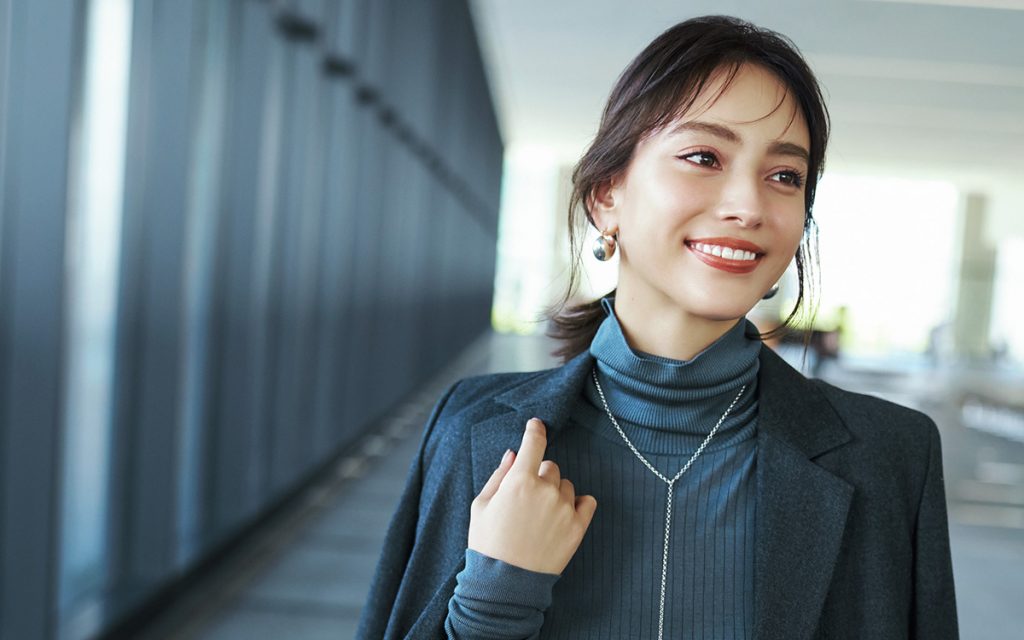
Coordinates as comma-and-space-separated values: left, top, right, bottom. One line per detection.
685, 236, 764, 274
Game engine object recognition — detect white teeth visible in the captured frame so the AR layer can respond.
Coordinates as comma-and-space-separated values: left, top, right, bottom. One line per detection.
691, 243, 758, 261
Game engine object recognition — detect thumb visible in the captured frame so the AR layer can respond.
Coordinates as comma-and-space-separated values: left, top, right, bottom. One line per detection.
477, 449, 515, 501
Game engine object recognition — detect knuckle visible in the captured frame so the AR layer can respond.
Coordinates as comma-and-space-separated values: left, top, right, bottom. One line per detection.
539, 460, 560, 474
538, 482, 561, 501
564, 502, 581, 522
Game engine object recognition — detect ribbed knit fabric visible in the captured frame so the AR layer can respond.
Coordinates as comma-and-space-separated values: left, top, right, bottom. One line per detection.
446, 296, 761, 639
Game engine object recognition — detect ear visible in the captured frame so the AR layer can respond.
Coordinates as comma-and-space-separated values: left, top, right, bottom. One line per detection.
589, 180, 620, 233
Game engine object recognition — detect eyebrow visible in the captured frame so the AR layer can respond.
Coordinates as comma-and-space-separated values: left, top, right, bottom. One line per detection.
668, 120, 810, 164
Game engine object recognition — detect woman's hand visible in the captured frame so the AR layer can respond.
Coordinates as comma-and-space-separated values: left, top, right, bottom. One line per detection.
467, 418, 598, 575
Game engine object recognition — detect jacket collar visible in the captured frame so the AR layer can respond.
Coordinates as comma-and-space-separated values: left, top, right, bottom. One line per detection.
489, 345, 851, 459
473, 344, 854, 640
491, 347, 594, 434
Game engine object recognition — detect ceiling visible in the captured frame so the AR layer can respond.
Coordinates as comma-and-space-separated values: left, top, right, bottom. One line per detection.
469, 0, 1024, 177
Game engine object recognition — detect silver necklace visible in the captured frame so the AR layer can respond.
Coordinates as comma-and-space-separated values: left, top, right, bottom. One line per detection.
590, 367, 746, 640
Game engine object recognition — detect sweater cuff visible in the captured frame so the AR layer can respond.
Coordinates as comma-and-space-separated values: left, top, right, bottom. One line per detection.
445, 548, 561, 638
459, 548, 561, 607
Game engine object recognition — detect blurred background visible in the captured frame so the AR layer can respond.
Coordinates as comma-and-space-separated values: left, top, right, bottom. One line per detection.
0, 0, 1021, 639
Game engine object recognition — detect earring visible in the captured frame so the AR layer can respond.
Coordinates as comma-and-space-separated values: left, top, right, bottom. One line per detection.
762, 282, 780, 300
592, 228, 617, 261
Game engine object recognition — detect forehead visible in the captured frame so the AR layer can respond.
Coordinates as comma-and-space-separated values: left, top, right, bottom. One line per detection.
659, 64, 810, 147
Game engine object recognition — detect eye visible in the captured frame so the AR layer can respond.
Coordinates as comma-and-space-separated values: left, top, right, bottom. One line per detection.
679, 150, 720, 168
769, 170, 805, 188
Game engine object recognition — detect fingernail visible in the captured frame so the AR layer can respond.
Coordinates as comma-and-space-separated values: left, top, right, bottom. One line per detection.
502, 449, 513, 464
528, 417, 541, 429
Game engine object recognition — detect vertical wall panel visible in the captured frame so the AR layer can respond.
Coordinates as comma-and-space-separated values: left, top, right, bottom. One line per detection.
329, 0, 370, 448
363, 0, 397, 421
107, 0, 200, 618
345, 0, 387, 427
0, 0, 504, 636
314, 0, 360, 452
177, 0, 231, 569
0, 0, 9, 261
311, 68, 356, 454
0, 3, 78, 639
58, 0, 134, 635
208, 0, 281, 541
266, 36, 304, 496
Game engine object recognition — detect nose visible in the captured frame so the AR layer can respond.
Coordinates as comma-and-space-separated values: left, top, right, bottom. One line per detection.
714, 175, 765, 229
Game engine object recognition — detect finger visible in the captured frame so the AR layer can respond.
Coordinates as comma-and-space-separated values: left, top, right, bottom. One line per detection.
477, 449, 515, 501
510, 418, 548, 475
575, 495, 598, 527
538, 460, 561, 487
560, 478, 576, 502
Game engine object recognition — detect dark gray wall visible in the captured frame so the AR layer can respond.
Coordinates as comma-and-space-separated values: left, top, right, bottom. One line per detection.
0, 0, 502, 638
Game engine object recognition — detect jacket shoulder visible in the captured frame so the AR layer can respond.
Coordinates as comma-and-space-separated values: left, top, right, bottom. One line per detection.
442, 367, 551, 419
809, 378, 937, 436
807, 378, 942, 499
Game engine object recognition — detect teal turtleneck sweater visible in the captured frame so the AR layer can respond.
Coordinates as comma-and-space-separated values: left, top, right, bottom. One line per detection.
446, 296, 762, 639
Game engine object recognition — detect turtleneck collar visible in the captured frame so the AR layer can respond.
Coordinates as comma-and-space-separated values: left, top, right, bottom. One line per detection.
582, 295, 761, 454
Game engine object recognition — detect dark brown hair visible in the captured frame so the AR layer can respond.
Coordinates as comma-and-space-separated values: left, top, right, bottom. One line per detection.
544, 15, 829, 363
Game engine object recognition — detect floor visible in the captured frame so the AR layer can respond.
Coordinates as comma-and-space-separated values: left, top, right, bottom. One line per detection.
139, 331, 1024, 639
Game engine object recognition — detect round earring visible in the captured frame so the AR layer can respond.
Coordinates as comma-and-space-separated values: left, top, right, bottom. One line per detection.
762, 282, 780, 300
592, 228, 618, 261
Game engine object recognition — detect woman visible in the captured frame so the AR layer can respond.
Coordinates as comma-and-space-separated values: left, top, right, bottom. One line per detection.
357, 15, 958, 640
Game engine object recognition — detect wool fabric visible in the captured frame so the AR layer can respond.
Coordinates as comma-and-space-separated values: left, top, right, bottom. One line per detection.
446, 297, 762, 639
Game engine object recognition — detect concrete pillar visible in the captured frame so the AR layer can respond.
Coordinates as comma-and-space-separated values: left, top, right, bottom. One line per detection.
953, 192, 997, 360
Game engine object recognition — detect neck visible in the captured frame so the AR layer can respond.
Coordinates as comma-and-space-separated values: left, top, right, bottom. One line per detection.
612, 291, 743, 361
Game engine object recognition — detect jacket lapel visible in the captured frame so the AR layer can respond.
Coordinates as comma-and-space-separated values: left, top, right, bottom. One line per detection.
466, 345, 855, 639
753, 347, 854, 639
469, 349, 594, 490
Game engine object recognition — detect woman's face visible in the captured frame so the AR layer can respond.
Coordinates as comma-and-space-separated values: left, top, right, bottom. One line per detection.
594, 63, 810, 329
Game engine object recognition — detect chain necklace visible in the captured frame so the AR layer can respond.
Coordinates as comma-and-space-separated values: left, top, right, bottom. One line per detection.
590, 367, 746, 640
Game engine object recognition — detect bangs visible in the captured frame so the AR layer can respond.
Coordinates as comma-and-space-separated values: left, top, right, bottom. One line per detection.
639, 61, 800, 142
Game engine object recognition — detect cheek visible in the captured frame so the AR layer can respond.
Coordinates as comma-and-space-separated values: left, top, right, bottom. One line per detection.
764, 211, 806, 278
777, 207, 807, 250
785, 219, 806, 252
636, 164, 713, 210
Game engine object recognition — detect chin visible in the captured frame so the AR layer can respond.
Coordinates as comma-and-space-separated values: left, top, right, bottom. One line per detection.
701, 310, 750, 323
679, 292, 761, 323
687, 303, 756, 323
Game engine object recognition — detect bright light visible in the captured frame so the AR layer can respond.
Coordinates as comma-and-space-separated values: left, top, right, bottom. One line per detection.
492, 145, 562, 333
812, 173, 959, 356
59, 0, 133, 624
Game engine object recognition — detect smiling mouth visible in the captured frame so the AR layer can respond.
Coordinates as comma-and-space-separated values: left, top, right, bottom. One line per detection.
685, 238, 765, 274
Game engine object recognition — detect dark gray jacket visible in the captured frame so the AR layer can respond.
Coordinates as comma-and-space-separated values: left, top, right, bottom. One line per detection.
356, 346, 958, 639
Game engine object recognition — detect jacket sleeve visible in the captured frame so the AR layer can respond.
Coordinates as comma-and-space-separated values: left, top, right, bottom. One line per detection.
355, 380, 468, 640
910, 418, 959, 639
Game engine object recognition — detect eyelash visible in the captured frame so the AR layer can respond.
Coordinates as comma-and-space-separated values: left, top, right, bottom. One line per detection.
678, 149, 806, 189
